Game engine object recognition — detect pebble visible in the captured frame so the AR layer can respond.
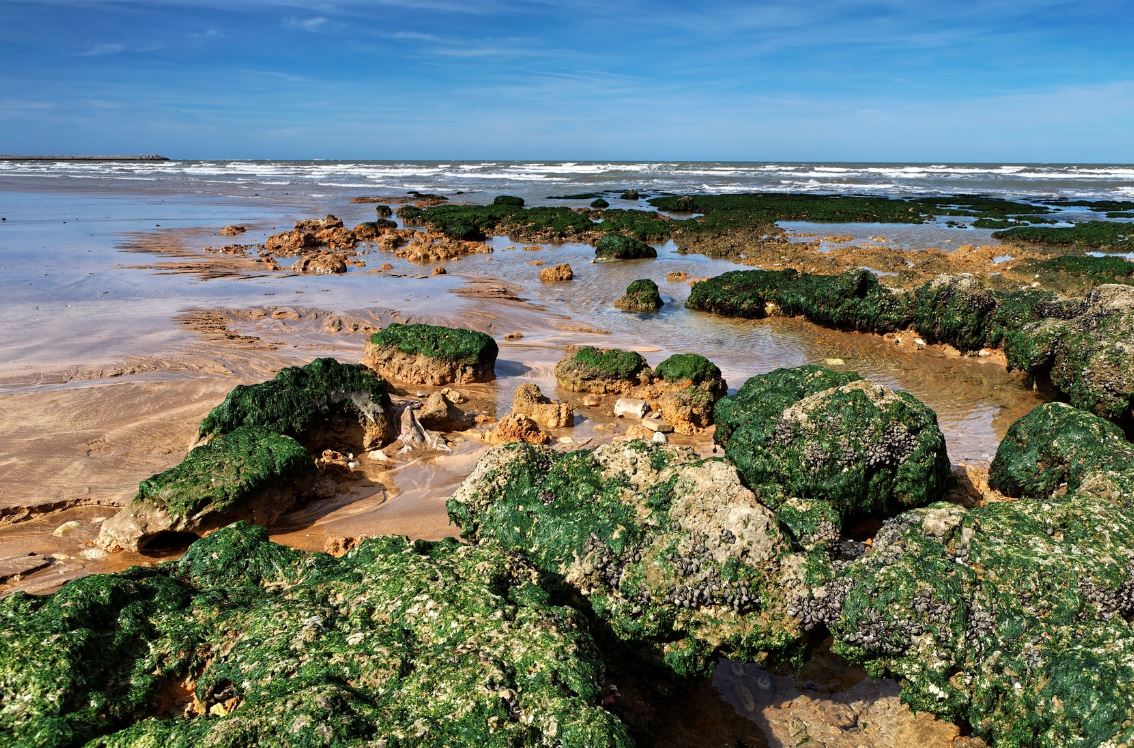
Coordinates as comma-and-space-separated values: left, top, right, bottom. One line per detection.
641, 418, 674, 434
557, 436, 574, 444
52, 520, 83, 538
651, 431, 667, 444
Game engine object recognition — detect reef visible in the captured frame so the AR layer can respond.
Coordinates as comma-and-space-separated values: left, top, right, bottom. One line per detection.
825, 403, 1134, 747
614, 279, 663, 312
717, 367, 951, 524
197, 357, 396, 451
3, 523, 632, 747
447, 440, 812, 678
364, 323, 498, 385
97, 426, 312, 552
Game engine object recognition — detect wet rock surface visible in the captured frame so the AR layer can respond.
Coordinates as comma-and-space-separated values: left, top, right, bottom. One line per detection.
511, 383, 573, 429
363, 322, 498, 385
615, 279, 663, 312
3, 523, 632, 747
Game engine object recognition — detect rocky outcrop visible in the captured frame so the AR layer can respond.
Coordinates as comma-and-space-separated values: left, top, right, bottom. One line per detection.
553, 346, 652, 395
197, 357, 396, 452
594, 234, 657, 260
219, 224, 246, 236
97, 426, 312, 551
511, 383, 573, 429
719, 367, 951, 524
615, 279, 663, 312
539, 263, 573, 282
8, 523, 632, 747
264, 215, 355, 256
364, 323, 498, 385
447, 440, 813, 677
487, 414, 551, 445
292, 251, 347, 274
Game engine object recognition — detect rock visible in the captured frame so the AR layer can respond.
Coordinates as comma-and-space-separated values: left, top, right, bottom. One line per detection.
78, 549, 107, 561
374, 204, 393, 217
641, 418, 674, 434
264, 215, 355, 255
594, 234, 657, 260
582, 395, 601, 407
396, 406, 449, 452
0, 553, 50, 582
52, 520, 82, 538
666, 271, 688, 282
651, 431, 667, 444
615, 279, 663, 312
539, 263, 574, 282
651, 353, 729, 433
825, 407, 1134, 746
493, 194, 525, 207
363, 323, 498, 385
824, 358, 845, 366
352, 220, 396, 240
720, 368, 951, 524
2, 524, 633, 747
488, 414, 551, 445
447, 441, 812, 677
614, 398, 649, 419
97, 426, 313, 552
293, 251, 347, 274
432, 265, 446, 275
620, 189, 640, 200
511, 383, 573, 429
366, 448, 389, 462
219, 224, 246, 236
591, 198, 610, 208
197, 358, 396, 451
504, 332, 524, 340
554, 346, 652, 395
416, 391, 471, 431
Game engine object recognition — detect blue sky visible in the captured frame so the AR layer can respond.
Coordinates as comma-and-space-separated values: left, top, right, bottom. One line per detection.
1, 0, 1132, 161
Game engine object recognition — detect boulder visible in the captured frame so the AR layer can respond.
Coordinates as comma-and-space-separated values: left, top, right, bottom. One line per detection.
364, 323, 498, 385
539, 263, 574, 282
554, 346, 652, 395
219, 224, 246, 236
293, 251, 347, 274
721, 369, 951, 524
511, 383, 573, 429
590, 198, 610, 209
7, 524, 632, 747
493, 194, 525, 207
614, 279, 663, 312
197, 358, 396, 451
487, 414, 551, 445
97, 426, 312, 551
416, 390, 472, 431
447, 441, 812, 677
594, 234, 657, 260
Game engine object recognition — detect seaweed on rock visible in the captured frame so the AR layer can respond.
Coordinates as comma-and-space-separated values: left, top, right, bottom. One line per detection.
364, 322, 498, 385
2, 523, 633, 747
553, 347, 652, 394
594, 234, 657, 260
614, 279, 663, 312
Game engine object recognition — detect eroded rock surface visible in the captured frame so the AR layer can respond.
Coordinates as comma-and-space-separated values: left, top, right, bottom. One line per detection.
364, 323, 498, 385
511, 383, 573, 429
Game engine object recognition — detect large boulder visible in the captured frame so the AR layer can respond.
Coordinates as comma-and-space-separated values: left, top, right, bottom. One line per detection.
5, 524, 632, 747
824, 408, 1134, 746
594, 234, 657, 260
720, 368, 951, 524
364, 323, 498, 385
447, 440, 813, 678
197, 357, 395, 451
644, 353, 728, 434
97, 426, 312, 551
554, 346, 652, 395
614, 279, 663, 312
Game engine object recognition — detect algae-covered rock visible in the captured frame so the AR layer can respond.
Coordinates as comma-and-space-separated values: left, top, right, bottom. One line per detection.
590, 198, 610, 209
197, 357, 395, 450
594, 234, 657, 260
364, 322, 498, 385
989, 402, 1134, 500
1004, 284, 1134, 422
97, 426, 312, 552
614, 279, 663, 312
647, 354, 728, 434
554, 346, 652, 395
493, 194, 525, 207
4, 523, 632, 747
686, 268, 911, 333
722, 371, 951, 524
714, 365, 862, 447
447, 440, 811, 678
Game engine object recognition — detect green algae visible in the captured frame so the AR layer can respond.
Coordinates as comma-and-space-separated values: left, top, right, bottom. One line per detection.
649, 193, 930, 224
197, 357, 393, 446
1030, 254, 1134, 285
0, 523, 632, 748
686, 268, 911, 333
615, 279, 663, 313
368, 323, 498, 367
723, 377, 951, 523
994, 220, 1134, 249
493, 195, 524, 207
590, 198, 610, 209
594, 210, 672, 242
654, 353, 721, 387
135, 426, 310, 520
553, 347, 650, 393
594, 234, 657, 260
447, 441, 808, 679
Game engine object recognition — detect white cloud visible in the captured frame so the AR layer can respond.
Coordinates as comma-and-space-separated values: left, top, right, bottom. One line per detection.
286, 16, 327, 31
76, 42, 125, 56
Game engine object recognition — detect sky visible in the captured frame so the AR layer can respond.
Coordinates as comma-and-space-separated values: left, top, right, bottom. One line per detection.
1, 0, 1132, 162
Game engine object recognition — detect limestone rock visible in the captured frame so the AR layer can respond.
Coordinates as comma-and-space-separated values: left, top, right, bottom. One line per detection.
363, 323, 498, 385
511, 383, 573, 429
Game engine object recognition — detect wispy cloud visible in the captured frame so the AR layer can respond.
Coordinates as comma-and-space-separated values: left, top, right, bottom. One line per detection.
285, 16, 327, 32
76, 42, 125, 56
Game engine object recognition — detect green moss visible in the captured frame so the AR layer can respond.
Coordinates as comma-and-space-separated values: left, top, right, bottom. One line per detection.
993, 221, 1134, 248
615, 279, 663, 312
1030, 254, 1134, 284
912, 195, 1053, 219
972, 218, 1025, 229
714, 365, 862, 447
724, 378, 951, 523
493, 195, 525, 207
135, 426, 310, 519
650, 193, 931, 224
594, 234, 657, 260
447, 442, 807, 679
595, 209, 672, 241
556, 347, 649, 389
0, 523, 632, 748
654, 354, 721, 385
197, 358, 392, 444
590, 198, 610, 209
989, 403, 1134, 499
369, 323, 498, 366
687, 268, 912, 333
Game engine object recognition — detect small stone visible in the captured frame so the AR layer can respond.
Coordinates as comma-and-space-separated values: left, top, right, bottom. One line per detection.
914, 338, 926, 346
582, 395, 601, 408
641, 418, 674, 434
433, 266, 447, 275
614, 398, 649, 419
52, 520, 83, 538
651, 431, 667, 444
367, 449, 389, 462
80, 548, 108, 561
504, 332, 524, 340
824, 358, 845, 366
